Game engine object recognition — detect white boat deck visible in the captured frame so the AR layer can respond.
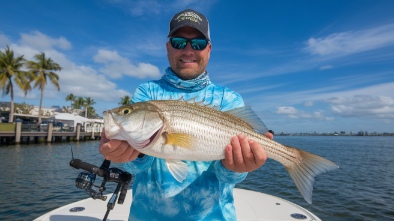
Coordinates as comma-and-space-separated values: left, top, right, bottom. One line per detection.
34, 188, 321, 221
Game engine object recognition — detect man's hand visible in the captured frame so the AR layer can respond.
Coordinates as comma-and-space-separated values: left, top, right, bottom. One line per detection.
99, 131, 140, 163
222, 134, 268, 173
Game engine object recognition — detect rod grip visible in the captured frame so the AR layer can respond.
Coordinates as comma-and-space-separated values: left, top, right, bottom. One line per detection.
70, 159, 106, 177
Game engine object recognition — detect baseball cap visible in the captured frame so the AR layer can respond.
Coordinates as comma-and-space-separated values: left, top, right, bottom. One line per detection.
168, 9, 210, 41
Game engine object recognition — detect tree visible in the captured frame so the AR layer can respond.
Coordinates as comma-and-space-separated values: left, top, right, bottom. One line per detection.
0, 46, 32, 122
86, 106, 98, 118
62, 105, 73, 114
26, 52, 62, 124
84, 97, 96, 118
15, 102, 34, 114
118, 95, 132, 105
65, 93, 75, 108
73, 96, 85, 109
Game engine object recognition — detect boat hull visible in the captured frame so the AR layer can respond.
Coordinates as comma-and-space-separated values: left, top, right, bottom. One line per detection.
34, 188, 321, 221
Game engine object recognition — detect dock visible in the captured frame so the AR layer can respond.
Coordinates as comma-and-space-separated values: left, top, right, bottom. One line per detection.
0, 122, 102, 145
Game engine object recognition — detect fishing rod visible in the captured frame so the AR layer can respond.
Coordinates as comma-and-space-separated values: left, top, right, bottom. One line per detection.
70, 158, 132, 221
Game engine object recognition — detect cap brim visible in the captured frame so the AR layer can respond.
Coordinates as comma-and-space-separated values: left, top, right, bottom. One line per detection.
168, 25, 210, 40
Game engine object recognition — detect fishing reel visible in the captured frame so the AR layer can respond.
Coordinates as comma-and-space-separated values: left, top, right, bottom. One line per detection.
70, 158, 132, 220
75, 171, 107, 200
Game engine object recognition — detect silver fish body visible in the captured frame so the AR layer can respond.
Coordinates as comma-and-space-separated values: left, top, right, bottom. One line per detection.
103, 100, 339, 204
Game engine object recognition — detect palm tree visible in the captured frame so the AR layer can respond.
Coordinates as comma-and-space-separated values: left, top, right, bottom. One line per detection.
65, 93, 75, 108
26, 52, 62, 124
0, 46, 32, 122
84, 97, 96, 118
73, 96, 85, 109
118, 95, 132, 105
15, 102, 34, 114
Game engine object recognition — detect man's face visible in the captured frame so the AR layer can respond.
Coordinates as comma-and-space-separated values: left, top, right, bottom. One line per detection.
166, 26, 212, 80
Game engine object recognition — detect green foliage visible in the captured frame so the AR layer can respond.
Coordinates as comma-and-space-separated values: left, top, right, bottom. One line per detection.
0, 46, 101, 121
0, 46, 32, 122
65, 95, 99, 118
118, 95, 132, 105
14, 102, 34, 114
26, 52, 62, 123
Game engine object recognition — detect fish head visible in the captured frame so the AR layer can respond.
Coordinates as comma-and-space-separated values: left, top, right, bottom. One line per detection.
103, 102, 164, 150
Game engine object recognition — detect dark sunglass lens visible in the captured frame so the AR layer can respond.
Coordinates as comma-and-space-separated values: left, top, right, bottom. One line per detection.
171, 38, 187, 49
190, 39, 208, 50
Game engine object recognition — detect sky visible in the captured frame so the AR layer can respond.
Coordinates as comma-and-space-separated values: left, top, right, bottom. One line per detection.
1, 0, 394, 133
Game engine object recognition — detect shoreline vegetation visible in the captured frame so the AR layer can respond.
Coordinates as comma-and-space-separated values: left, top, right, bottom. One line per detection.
0, 46, 132, 124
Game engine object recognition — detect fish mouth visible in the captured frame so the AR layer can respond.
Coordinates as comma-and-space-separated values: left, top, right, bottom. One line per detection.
140, 127, 162, 149
103, 109, 163, 150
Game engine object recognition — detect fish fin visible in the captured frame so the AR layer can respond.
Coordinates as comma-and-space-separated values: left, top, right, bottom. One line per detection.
166, 160, 188, 182
285, 148, 339, 204
225, 106, 268, 133
165, 132, 195, 150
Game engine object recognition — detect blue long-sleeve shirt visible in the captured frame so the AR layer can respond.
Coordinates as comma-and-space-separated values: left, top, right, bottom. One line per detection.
123, 68, 247, 221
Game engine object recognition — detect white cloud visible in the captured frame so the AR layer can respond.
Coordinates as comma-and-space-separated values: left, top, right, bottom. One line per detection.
2, 32, 132, 110
327, 95, 394, 118
320, 65, 333, 70
276, 106, 298, 115
276, 106, 332, 120
254, 81, 394, 123
108, 0, 212, 16
0, 34, 11, 46
94, 49, 161, 79
128, 1, 162, 16
304, 101, 314, 107
19, 31, 71, 51
304, 23, 394, 56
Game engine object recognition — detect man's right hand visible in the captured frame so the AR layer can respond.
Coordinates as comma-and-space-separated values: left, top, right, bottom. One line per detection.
99, 131, 140, 163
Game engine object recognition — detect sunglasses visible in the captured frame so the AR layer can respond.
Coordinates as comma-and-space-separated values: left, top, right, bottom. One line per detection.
169, 37, 209, 50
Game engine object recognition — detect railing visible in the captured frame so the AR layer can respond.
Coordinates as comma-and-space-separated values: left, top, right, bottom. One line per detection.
0, 122, 102, 144
21, 124, 75, 132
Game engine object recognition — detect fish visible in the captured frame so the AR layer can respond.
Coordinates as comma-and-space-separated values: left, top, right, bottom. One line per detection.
103, 99, 339, 204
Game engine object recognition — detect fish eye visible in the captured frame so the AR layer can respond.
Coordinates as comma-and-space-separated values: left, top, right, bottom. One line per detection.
122, 108, 131, 115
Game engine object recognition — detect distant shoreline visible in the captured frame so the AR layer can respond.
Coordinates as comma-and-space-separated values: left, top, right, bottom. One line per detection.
275, 133, 394, 136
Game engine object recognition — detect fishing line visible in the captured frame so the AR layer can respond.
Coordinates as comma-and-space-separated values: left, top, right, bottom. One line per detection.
69, 144, 74, 159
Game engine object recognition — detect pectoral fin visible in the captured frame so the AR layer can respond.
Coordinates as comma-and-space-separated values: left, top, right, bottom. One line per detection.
166, 160, 188, 182
165, 133, 195, 150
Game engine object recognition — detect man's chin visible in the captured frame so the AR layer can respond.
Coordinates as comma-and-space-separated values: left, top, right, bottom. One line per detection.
175, 68, 202, 80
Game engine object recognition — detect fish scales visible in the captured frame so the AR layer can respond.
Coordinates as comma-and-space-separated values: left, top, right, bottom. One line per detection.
150, 100, 301, 167
103, 100, 339, 204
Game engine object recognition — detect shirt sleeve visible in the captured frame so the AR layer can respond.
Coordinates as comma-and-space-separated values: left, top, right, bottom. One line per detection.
213, 160, 247, 184
131, 82, 154, 103
220, 88, 245, 111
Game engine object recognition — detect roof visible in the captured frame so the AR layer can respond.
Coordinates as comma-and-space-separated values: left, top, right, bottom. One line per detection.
50, 113, 90, 122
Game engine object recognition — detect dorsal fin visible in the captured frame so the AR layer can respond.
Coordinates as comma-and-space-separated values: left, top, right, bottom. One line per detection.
225, 106, 268, 133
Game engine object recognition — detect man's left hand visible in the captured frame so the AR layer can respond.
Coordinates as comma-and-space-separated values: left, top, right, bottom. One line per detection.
222, 134, 268, 173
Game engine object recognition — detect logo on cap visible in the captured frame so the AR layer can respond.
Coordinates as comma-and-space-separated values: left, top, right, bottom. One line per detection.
175, 11, 203, 24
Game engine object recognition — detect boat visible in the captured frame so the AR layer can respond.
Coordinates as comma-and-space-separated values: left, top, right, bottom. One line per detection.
34, 188, 321, 221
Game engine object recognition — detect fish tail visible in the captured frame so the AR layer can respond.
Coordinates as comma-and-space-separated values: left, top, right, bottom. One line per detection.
285, 148, 339, 204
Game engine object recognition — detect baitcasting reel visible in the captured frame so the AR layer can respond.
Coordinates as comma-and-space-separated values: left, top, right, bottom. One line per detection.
70, 158, 132, 221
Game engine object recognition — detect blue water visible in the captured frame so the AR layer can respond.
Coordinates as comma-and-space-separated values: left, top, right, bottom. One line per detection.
0, 136, 393, 221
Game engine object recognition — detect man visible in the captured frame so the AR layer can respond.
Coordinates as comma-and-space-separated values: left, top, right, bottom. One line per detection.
99, 9, 272, 221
